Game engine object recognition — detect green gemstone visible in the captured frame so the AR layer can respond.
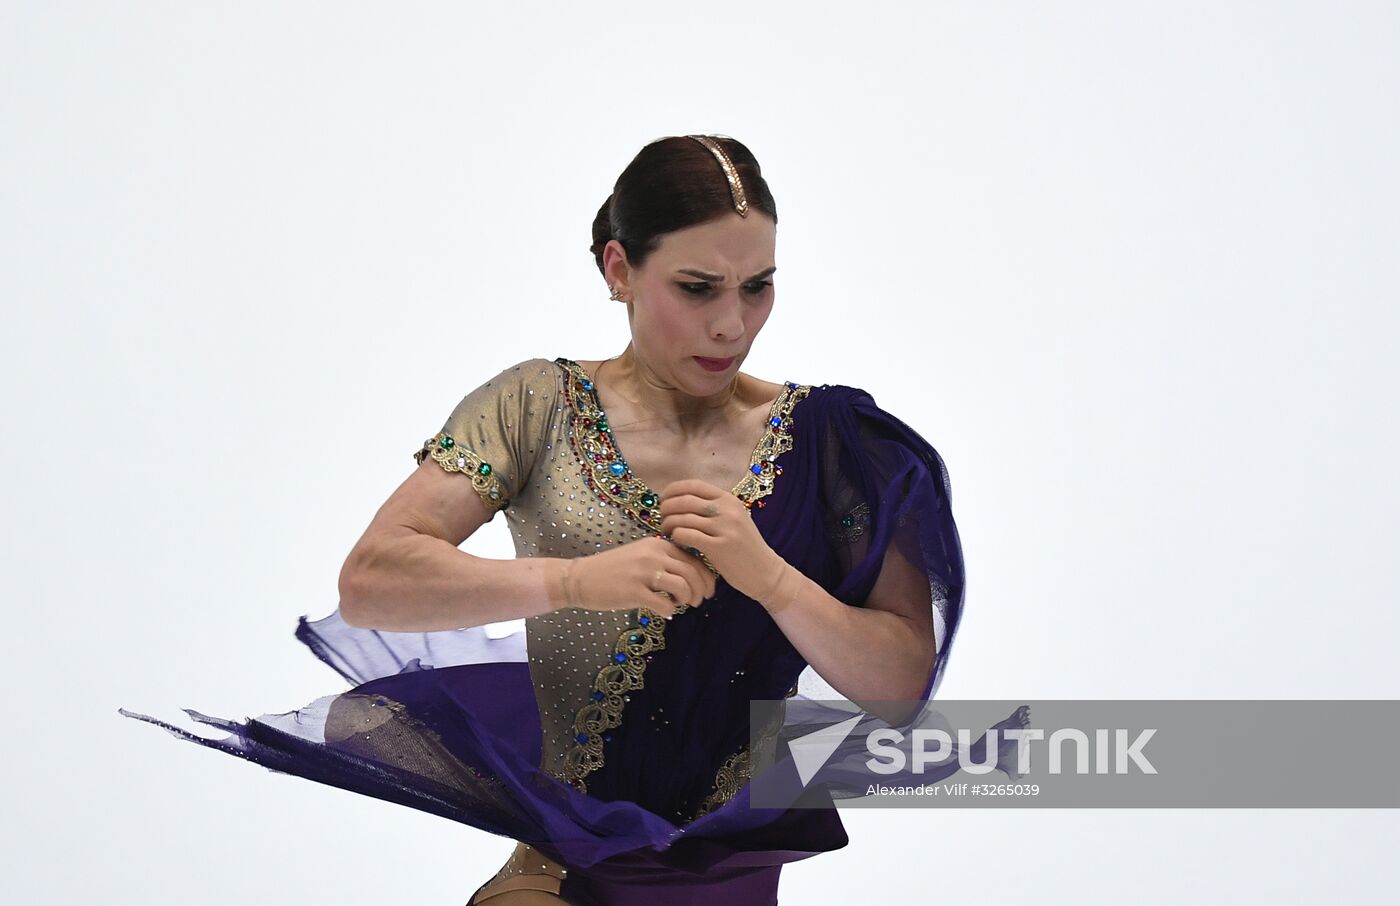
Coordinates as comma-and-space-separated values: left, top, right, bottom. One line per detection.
440, 436, 454, 449
477, 462, 492, 476
841, 515, 854, 526
640, 493, 657, 508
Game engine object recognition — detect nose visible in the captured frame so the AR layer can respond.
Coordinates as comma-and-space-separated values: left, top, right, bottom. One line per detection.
709, 293, 745, 342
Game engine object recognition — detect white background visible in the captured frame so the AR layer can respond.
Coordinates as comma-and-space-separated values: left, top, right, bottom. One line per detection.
4, 1, 1396, 902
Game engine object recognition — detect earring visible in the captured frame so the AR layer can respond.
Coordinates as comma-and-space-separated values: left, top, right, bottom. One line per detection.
609, 284, 624, 301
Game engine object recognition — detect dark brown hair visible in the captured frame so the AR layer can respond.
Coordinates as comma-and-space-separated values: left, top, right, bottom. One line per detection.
589, 135, 778, 277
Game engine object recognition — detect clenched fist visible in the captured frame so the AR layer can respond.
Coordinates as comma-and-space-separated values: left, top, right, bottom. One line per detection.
547, 536, 716, 619
656, 479, 789, 603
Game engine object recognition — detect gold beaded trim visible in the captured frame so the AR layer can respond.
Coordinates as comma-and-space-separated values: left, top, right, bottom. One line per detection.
550, 357, 813, 794
733, 383, 812, 511
554, 358, 666, 536
686, 134, 748, 216
414, 431, 509, 512
557, 608, 669, 791
553, 357, 810, 531
692, 747, 750, 819
690, 680, 800, 819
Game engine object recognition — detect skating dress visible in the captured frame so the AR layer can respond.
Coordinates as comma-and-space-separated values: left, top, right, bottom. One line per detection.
121, 356, 966, 906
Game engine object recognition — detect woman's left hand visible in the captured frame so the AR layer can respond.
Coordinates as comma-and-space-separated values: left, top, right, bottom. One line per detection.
657, 479, 783, 600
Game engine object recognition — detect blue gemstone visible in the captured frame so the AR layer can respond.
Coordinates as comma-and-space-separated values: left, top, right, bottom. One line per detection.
592, 690, 605, 701
770, 416, 782, 427
639, 615, 650, 625
576, 732, 589, 743
604, 734, 613, 743
751, 463, 763, 475
614, 652, 627, 663
582, 380, 593, 391
609, 462, 627, 477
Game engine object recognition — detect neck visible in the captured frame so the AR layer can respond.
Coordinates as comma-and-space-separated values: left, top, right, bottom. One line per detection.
601, 345, 742, 434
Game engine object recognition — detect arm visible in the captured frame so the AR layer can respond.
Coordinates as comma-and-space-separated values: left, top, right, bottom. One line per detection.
754, 543, 935, 703
657, 478, 938, 702
338, 456, 564, 631
339, 457, 717, 632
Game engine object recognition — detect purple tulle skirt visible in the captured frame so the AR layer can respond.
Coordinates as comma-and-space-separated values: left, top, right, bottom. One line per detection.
120, 614, 850, 905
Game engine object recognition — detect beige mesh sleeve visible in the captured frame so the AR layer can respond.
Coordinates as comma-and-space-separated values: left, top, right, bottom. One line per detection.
412, 358, 561, 516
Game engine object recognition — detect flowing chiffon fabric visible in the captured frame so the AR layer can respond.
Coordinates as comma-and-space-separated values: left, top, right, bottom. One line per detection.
121, 361, 969, 905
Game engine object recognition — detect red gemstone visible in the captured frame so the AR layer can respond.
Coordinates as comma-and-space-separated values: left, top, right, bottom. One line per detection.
754, 499, 767, 508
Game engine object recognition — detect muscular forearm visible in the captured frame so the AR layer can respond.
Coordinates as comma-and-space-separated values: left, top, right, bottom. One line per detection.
758, 565, 935, 703
338, 530, 564, 632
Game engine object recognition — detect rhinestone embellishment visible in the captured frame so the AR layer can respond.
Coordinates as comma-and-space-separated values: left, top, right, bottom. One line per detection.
414, 431, 509, 510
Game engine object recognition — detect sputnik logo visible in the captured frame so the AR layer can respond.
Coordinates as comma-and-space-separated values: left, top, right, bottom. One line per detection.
789, 713, 865, 786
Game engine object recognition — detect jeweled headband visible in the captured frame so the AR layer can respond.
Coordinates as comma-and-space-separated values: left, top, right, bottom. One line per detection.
685, 134, 748, 217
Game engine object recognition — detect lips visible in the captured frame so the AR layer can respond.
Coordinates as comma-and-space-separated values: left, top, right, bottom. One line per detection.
693, 355, 735, 371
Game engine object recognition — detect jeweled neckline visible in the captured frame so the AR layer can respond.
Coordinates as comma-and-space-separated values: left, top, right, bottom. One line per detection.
553, 357, 811, 531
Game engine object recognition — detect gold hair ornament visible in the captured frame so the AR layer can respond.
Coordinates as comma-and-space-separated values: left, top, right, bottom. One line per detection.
685, 134, 749, 216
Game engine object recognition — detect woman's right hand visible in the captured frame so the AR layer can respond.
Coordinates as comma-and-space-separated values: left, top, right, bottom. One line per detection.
550, 537, 717, 618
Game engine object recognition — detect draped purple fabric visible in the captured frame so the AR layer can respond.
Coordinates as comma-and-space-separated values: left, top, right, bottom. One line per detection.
120, 382, 971, 904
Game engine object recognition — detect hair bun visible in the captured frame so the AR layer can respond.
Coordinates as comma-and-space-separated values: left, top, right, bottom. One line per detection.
589, 195, 615, 274
587, 137, 775, 279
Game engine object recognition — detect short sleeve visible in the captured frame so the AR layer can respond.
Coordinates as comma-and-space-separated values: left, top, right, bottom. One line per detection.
412, 358, 561, 516
818, 387, 965, 700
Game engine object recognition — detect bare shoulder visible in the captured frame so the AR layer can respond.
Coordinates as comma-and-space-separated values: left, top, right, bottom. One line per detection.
741, 373, 788, 409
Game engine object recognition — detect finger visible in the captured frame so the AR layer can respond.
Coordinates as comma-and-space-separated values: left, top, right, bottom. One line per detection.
652, 570, 700, 608
655, 551, 705, 606
662, 535, 720, 583
660, 512, 721, 539
693, 561, 719, 601
641, 595, 680, 619
656, 493, 711, 518
664, 546, 716, 602
669, 532, 722, 582
637, 568, 683, 615
685, 556, 718, 599
666, 527, 721, 567
658, 479, 725, 501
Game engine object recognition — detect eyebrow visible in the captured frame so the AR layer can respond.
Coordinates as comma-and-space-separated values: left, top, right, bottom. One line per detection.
676, 266, 777, 282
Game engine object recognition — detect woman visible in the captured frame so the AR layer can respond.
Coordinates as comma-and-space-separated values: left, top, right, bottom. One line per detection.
122, 134, 970, 905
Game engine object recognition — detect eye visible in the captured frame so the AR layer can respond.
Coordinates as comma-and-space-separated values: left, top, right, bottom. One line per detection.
743, 280, 773, 295
678, 282, 712, 295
